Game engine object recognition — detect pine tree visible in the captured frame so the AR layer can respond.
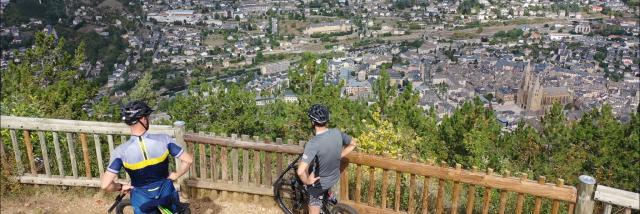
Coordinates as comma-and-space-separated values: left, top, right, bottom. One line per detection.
1, 32, 95, 119
129, 72, 158, 107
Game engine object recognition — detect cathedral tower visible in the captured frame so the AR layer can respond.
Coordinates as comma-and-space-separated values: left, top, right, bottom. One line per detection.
517, 62, 543, 112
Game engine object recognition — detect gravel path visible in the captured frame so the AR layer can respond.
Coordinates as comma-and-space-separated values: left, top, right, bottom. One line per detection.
0, 187, 282, 214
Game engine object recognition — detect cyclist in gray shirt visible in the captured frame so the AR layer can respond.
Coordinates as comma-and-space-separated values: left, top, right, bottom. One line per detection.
297, 104, 357, 214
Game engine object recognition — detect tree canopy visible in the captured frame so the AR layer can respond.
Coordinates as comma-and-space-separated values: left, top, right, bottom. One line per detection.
1, 32, 96, 120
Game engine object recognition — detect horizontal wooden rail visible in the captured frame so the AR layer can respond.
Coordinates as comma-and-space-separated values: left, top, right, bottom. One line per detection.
14, 174, 180, 190
185, 179, 273, 196
1, 115, 175, 136
13, 174, 129, 187
184, 133, 303, 154
594, 185, 639, 214
344, 152, 577, 202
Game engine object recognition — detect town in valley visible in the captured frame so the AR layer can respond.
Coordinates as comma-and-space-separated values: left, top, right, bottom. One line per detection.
1, 0, 639, 131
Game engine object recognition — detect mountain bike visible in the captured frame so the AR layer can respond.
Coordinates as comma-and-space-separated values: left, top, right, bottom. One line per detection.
273, 155, 358, 214
108, 192, 191, 214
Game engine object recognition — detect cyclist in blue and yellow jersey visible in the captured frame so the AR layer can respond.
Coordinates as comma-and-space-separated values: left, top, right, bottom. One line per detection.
100, 100, 193, 214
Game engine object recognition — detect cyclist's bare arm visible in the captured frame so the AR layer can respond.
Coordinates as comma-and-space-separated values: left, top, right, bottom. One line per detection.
100, 171, 132, 192
341, 139, 357, 158
296, 162, 319, 185
168, 151, 194, 181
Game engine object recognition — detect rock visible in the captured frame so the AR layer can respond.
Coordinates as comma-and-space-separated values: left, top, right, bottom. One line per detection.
204, 208, 215, 214
24, 202, 31, 207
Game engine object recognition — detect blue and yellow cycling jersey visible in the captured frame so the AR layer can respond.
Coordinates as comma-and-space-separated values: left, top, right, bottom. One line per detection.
107, 132, 184, 187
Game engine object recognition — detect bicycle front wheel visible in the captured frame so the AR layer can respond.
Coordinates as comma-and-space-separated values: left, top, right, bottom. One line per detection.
115, 199, 133, 214
274, 178, 307, 214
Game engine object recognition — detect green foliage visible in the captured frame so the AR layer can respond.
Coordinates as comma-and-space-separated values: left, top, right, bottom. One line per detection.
593, 25, 629, 37
458, 0, 482, 15
439, 98, 502, 168
1, 32, 96, 119
357, 111, 420, 158
408, 23, 422, 30
128, 72, 159, 106
492, 28, 524, 42
372, 68, 396, 112
452, 31, 476, 40
310, 30, 352, 38
593, 50, 606, 62
393, 0, 414, 10
1, 0, 66, 25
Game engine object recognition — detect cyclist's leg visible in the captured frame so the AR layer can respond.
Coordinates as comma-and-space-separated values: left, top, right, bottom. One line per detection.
156, 179, 180, 212
130, 188, 160, 214
306, 184, 324, 214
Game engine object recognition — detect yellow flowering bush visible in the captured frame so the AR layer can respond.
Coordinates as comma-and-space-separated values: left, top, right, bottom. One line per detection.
357, 111, 420, 159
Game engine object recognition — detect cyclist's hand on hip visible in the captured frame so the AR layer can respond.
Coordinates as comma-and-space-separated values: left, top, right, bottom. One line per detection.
121, 184, 133, 194
307, 172, 320, 185
167, 172, 178, 181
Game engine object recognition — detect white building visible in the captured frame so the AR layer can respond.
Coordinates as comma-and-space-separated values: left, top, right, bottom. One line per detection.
148, 10, 195, 23
304, 20, 352, 35
260, 61, 290, 75
283, 90, 298, 103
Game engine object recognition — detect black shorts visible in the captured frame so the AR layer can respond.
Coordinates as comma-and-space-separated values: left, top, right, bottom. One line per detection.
306, 183, 326, 207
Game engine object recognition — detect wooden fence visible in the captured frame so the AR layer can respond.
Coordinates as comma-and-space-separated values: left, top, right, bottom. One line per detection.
0, 115, 183, 187
182, 132, 579, 214
182, 133, 304, 196
1, 116, 638, 214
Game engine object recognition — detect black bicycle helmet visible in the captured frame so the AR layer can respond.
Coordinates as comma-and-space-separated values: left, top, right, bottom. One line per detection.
307, 104, 330, 125
121, 100, 154, 126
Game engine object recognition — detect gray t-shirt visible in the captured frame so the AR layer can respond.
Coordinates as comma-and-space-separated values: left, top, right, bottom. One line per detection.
301, 128, 352, 190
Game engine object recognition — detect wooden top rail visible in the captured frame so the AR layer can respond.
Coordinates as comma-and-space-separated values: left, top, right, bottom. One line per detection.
184, 133, 303, 154
1, 115, 175, 136
344, 152, 577, 202
594, 185, 639, 210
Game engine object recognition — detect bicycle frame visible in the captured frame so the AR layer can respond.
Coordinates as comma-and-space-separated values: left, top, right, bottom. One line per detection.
274, 155, 304, 214
274, 154, 337, 214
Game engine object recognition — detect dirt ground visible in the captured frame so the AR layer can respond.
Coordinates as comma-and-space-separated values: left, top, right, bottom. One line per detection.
0, 185, 282, 214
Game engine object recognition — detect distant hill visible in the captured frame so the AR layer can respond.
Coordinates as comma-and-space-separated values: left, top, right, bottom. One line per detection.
1, 0, 66, 25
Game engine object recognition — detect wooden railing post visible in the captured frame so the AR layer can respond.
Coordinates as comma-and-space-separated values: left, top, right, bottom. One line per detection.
80, 133, 92, 178
481, 168, 494, 214
173, 121, 187, 186
23, 130, 37, 175
515, 173, 527, 214
498, 170, 511, 214
0, 134, 6, 166
339, 157, 349, 201
9, 130, 24, 174
575, 175, 596, 214
602, 204, 612, 214
465, 166, 478, 214
533, 176, 546, 214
